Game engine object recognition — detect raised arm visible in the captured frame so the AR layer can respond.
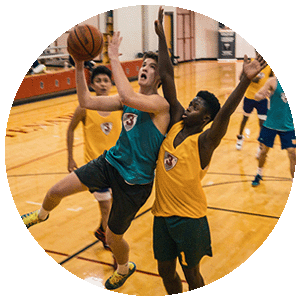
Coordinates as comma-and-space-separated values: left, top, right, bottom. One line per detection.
74, 59, 122, 111
155, 6, 184, 127
200, 54, 267, 168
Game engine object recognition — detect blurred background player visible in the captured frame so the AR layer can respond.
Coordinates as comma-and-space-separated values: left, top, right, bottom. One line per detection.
252, 76, 296, 186
236, 52, 273, 157
67, 65, 122, 248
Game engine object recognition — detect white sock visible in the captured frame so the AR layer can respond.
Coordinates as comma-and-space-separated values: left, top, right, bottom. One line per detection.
38, 207, 50, 220
117, 262, 129, 275
257, 167, 263, 176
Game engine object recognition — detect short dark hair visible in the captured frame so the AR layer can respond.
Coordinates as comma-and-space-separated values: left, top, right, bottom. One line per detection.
196, 90, 221, 121
91, 66, 112, 84
143, 51, 158, 63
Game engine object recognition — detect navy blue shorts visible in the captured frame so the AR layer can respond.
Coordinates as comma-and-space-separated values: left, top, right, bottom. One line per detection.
153, 216, 212, 268
258, 126, 296, 149
243, 97, 268, 120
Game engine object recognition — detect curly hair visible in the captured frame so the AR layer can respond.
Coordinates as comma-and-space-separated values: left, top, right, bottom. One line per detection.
196, 90, 221, 122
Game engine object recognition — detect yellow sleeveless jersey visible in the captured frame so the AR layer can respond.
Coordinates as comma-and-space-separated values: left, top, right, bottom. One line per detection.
83, 110, 122, 163
245, 63, 272, 99
152, 121, 208, 218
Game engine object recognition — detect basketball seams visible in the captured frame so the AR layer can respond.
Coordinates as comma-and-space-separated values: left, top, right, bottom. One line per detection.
67, 24, 102, 61
86, 25, 95, 55
74, 26, 93, 59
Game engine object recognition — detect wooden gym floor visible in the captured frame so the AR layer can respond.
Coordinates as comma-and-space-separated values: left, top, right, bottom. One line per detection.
6, 60, 293, 296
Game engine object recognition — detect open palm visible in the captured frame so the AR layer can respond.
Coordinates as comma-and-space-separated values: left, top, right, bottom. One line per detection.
243, 54, 267, 80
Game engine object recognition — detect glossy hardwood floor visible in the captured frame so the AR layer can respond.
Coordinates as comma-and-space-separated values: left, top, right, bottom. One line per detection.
5, 61, 293, 296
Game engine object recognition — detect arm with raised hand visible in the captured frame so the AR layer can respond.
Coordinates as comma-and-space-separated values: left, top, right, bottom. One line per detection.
155, 6, 184, 127
200, 54, 268, 168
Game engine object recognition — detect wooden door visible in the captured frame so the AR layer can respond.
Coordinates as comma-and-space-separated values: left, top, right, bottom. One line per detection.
177, 8, 195, 62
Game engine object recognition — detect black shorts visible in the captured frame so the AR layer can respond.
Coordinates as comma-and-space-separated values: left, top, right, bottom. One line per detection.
153, 216, 213, 268
74, 151, 153, 234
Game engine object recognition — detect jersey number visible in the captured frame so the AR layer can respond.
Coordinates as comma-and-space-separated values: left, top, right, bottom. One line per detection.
123, 113, 138, 131
164, 151, 178, 171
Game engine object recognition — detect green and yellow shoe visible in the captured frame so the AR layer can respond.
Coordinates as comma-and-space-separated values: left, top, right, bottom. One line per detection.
105, 262, 136, 290
21, 210, 48, 229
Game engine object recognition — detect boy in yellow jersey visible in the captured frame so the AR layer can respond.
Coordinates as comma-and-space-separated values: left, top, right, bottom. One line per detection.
236, 53, 273, 154
153, 7, 267, 294
67, 66, 122, 249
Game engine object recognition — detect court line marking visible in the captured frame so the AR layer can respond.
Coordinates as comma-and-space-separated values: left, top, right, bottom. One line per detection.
54, 197, 280, 268
45, 249, 188, 284
57, 207, 152, 265
207, 206, 279, 219
7, 171, 291, 181
9, 97, 78, 116
6, 142, 83, 171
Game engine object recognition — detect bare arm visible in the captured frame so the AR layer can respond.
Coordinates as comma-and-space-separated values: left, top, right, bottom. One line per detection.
75, 60, 123, 111
108, 31, 169, 114
155, 6, 184, 128
199, 54, 267, 168
66, 106, 86, 172
255, 77, 277, 100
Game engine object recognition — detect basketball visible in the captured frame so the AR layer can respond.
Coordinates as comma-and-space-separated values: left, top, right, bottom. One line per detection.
67, 24, 103, 61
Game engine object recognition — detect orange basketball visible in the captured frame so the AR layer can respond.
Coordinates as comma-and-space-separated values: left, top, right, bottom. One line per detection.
67, 24, 103, 61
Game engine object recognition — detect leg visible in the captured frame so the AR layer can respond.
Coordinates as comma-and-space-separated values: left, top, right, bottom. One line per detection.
256, 99, 268, 157
252, 144, 270, 186
42, 172, 88, 212
256, 119, 265, 158
236, 115, 249, 150
258, 144, 270, 169
239, 115, 249, 136
105, 226, 136, 290
106, 227, 129, 266
286, 147, 296, 178
157, 260, 183, 294
94, 191, 112, 250
93, 190, 112, 230
238, 96, 253, 137
182, 263, 205, 291
22, 172, 88, 228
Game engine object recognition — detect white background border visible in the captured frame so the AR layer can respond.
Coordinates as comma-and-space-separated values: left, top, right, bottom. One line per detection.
1, 1, 298, 299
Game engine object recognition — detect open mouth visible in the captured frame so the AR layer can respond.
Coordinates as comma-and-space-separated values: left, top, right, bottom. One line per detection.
140, 73, 147, 80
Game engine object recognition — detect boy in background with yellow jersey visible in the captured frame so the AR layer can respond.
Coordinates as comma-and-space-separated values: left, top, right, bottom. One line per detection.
67, 66, 122, 249
153, 7, 267, 294
236, 53, 273, 154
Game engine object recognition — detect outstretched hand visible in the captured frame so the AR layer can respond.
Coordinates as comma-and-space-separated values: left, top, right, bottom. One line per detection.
108, 31, 123, 60
243, 53, 268, 80
155, 6, 164, 37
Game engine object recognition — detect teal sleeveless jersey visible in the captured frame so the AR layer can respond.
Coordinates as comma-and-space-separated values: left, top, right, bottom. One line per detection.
105, 106, 165, 184
263, 80, 294, 131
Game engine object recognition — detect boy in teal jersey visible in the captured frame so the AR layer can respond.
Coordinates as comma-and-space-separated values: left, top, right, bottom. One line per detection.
252, 76, 296, 186
21, 32, 170, 290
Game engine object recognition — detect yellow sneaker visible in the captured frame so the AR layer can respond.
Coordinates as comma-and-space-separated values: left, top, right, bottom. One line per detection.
21, 210, 48, 229
105, 262, 136, 290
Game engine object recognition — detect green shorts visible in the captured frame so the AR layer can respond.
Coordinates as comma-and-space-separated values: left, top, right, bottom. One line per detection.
153, 216, 212, 268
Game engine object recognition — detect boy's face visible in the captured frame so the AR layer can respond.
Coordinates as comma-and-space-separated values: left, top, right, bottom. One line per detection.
91, 73, 112, 96
138, 58, 161, 88
182, 97, 211, 127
